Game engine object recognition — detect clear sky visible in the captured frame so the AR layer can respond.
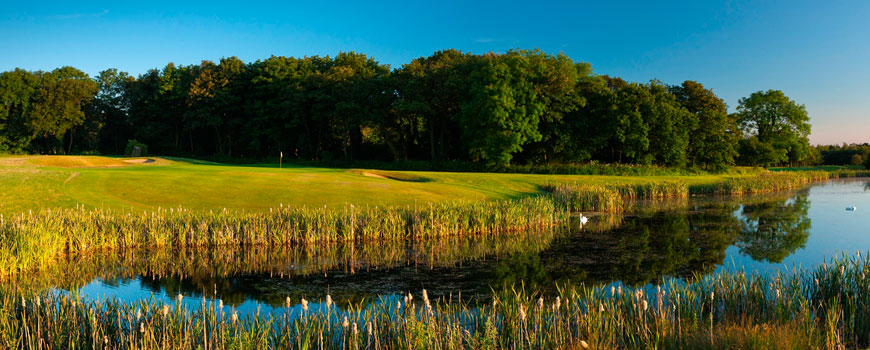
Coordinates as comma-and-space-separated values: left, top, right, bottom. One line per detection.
1, 1, 868, 145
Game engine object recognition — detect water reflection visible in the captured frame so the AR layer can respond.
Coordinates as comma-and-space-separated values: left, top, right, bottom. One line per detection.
25, 184, 854, 308
736, 192, 811, 263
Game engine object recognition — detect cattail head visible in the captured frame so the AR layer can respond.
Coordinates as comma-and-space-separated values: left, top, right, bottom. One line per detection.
21, 297, 25, 308
301, 298, 309, 312
537, 297, 544, 311
580, 340, 589, 349
710, 291, 715, 301
136, 308, 142, 321
218, 300, 223, 309
285, 297, 292, 308
326, 295, 333, 309
367, 321, 372, 336
599, 303, 604, 313
353, 322, 358, 335
162, 305, 169, 317
139, 322, 145, 333
343, 316, 349, 328
177, 294, 183, 303
231, 311, 238, 323
642, 300, 648, 312
519, 306, 527, 321
555, 296, 561, 310
35, 296, 40, 307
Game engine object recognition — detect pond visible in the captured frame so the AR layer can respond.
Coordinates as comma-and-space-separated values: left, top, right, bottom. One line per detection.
42, 178, 870, 316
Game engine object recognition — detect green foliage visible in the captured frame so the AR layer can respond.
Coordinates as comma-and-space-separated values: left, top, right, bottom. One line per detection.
125, 139, 148, 156
736, 90, 813, 167
0, 51, 815, 169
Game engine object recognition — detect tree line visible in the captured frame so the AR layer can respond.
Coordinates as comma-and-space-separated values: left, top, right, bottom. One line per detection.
0, 49, 816, 169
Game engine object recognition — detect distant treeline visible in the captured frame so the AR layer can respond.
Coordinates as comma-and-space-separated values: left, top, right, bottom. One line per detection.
1, 49, 816, 169
816, 143, 870, 167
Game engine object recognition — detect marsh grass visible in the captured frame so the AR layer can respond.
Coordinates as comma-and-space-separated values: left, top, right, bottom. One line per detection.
3, 254, 870, 349
0, 198, 566, 276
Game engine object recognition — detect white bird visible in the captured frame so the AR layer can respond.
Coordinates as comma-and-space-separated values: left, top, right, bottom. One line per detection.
579, 214, 589, 225
847, 206, 857, 211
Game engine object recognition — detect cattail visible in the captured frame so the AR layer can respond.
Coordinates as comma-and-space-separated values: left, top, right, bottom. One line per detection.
326, 295, 333, 309
353, 322, 358, 335
177, 294, 184, 303
285, 297, 292, 308
555, 296, 561, 310
104, 336, 108, 345
162, 305, 169, 317
611, 286, 615, 296
537, 297, 544, 311
367, 321, 373, 336
642, 300, 648, 312
35, 296, 40, 307
519, 306, 526, 321
139, 322, 145, 333
136, 308, 142, 321
301, 298, 309, 312
21, 297, 25, 308
710, 291, 715, 301
343, 316, 349, 328
599, 303, 604, 312
218, 300, 223, 309
231, 311, 238, 323
579, 340, 589, 349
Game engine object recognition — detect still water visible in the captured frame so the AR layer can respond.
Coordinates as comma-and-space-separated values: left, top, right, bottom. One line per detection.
49, 178, 870, 315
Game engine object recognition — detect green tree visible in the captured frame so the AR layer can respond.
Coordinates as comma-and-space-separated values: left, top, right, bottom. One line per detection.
0, 69, 40, 153
736, 90, 812, 167
460, 52, 545, 167
671, 80, 738, 169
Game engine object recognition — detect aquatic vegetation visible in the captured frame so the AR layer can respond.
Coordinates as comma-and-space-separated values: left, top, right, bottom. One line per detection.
3, 253, 870, 349
0, 198, 567, 276
688, 171, 831, 195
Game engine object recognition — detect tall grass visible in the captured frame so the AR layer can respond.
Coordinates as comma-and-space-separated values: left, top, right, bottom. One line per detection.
0, 198, 567, 277
689, 171, 832, 195
3, 253, 870, 349
548, 171, 835, 213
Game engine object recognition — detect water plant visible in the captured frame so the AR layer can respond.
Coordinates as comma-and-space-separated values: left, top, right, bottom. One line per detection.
3, 253, 870, 349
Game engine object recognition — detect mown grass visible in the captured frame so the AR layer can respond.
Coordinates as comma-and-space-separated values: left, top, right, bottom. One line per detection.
0, 155, 753, 214
4, 253, 870, 349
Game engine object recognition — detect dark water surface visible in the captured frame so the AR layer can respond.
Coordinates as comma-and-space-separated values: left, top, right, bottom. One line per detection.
47, 178, 870, 316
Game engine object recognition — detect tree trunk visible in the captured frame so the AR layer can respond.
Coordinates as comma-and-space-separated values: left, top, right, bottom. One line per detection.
67, 128, 75, 155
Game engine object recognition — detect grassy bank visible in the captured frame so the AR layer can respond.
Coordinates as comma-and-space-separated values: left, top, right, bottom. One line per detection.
2, 253, 868, 349
0, 155, 756, 214
0, 164, 841, 276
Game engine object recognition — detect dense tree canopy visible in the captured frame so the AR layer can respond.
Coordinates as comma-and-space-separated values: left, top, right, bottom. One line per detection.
0, 50, 817, 169
736, 90, 813, 167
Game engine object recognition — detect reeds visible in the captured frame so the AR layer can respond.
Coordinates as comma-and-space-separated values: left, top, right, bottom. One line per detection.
0, 198, 567, 276
4, 253, 870, 349
689, 171, 831, 195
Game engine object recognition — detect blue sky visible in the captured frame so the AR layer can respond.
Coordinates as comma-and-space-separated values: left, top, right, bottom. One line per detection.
1, 1, 868, 144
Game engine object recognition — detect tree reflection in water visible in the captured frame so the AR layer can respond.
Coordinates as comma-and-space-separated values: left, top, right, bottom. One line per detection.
736, 191, 811, 263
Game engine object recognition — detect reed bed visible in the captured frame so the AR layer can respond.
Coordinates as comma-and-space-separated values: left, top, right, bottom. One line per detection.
545, 181, 689, 213
547, 171, 834, 213
3, 253, 870, 349
689, 171, 831, 195
6, 229, 560, 297
0, 198, 567, 277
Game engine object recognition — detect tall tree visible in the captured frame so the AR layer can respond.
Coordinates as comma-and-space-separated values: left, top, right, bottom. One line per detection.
671, 80, 738, 169
460, 52, 545, 167
27, 67, 98, 153
736, 90, 812, 167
